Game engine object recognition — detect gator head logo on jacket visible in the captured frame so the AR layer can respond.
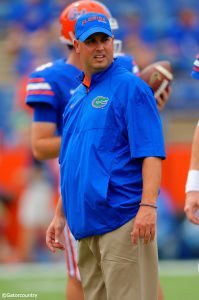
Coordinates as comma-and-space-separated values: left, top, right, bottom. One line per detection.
92, 96, 109, 108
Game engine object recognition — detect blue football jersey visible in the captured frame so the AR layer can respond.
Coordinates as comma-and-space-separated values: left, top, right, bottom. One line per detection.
26, 59, 81, 134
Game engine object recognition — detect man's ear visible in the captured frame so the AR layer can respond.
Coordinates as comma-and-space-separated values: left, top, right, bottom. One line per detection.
74, 39, 80, 54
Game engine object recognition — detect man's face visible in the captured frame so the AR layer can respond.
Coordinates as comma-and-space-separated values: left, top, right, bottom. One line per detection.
75, 33, 114, 75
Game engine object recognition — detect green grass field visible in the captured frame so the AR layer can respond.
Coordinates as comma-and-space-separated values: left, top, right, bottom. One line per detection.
161, 276, 199, 300
0, 261, 198, 300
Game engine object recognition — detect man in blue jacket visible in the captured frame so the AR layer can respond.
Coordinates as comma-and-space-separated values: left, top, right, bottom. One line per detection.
48, 12, 165, 300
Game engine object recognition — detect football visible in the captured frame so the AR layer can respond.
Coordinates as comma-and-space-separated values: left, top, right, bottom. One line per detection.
140, 61, 173, 97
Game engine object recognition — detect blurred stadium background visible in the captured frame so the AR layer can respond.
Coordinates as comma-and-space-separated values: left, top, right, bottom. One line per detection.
0, 0, 199, 299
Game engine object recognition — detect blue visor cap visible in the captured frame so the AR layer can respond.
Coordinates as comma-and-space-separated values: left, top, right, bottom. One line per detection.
75, 12, 113, 42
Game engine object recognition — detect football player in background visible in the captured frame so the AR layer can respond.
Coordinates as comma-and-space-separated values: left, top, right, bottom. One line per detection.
26, 1, 169, 299
185, 54, 199, 224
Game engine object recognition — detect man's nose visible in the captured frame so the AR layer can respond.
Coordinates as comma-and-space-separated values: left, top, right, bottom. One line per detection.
96, 41, 104, 50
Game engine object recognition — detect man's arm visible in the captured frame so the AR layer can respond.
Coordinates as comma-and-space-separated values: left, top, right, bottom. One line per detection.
131, 157, 162, 245
188, 124, 199, 170
31, 122, 61, 160
46, 196, 66, 252
26, 66, 62, 160
184, 124, 199, 224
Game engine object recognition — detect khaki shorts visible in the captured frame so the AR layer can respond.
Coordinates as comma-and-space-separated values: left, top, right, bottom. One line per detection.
78, 218, 158, 300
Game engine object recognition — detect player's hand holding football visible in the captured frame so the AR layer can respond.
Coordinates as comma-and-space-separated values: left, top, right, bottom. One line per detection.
156, 86, 171, 111
131, 205, 157, 245
46, 213, 66, 253
140, 60, 173, 112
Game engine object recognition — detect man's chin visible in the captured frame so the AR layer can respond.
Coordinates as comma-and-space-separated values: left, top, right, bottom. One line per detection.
92, 61, 109, 71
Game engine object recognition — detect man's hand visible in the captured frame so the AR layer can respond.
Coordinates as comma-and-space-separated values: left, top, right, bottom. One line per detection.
131, 206, 157, 245
184, 191, 199, 225
46, 215, 66, 253
156, 86, 171, 111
